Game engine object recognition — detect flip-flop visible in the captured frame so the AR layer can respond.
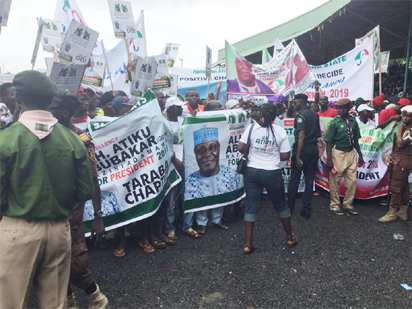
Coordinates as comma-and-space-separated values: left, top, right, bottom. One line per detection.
197, 226, 207, 235
114, 248, 126, 258
286, 233, 298, 248
139, 242, 155, 254
168, 231, 178, 242
212, 222, 230, 230
243, 246, 256, 255
151, 239, 166, 249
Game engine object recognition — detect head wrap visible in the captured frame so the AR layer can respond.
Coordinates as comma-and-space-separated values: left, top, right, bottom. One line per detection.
373, 94, 385, 106
193, 127, 218, 146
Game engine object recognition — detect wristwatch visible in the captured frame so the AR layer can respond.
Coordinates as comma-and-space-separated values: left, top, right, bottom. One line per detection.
94, 210, 103, 218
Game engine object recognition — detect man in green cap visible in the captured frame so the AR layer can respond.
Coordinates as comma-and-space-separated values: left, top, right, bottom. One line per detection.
0, 71, 94, 309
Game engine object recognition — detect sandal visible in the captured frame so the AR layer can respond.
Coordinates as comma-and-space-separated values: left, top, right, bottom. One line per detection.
151, 239, 166, 249
185, 228, 200, 239
197, 225, 207, 235
139, 242, 155, 254
168, 231, 178, 242
243, 246, 256, 255
114, 248, 126, 258
159, 235, 175, 246
212, 222, 229, 230
286, 233, 298, 248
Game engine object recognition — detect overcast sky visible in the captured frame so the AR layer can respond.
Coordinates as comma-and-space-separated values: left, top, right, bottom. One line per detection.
0, 0, 329, 74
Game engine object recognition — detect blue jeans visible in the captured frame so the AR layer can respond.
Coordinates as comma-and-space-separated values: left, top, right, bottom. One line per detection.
182, 212, 194, 233
244, 167, 290, 222
196, 207, 224, 226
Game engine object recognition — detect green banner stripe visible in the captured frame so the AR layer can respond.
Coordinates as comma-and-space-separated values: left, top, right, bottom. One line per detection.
183, 114, 227, 125
184, 188, 245, 210
84, 169, 180, 233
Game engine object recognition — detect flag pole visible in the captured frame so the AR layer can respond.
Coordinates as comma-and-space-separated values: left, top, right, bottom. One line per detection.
274, 34, 278, 57
124, 39, 131, 64
377, 25, 382, 95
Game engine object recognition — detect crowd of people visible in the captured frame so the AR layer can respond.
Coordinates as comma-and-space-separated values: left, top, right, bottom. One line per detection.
0, 70, 411, 309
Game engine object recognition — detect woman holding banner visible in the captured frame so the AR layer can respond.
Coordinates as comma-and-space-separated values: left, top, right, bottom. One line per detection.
238, 104, 297, 255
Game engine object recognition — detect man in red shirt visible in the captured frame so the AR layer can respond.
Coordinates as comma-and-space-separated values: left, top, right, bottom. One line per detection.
378, 98, 411, 129
314, 81, 337, 117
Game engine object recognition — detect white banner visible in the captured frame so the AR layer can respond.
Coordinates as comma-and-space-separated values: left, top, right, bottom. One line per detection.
146, 54, 171, 89
49, 62, 86, 93
83, 90, 181, 234
306, 39, 374, 101
58, 20, 99, 65
162, 43, 180, 67
107, 0, 138, 39
131, 59, 157, 97
41, 19, 63, 53
171, 67, 226, 88
82, 56, 105, 87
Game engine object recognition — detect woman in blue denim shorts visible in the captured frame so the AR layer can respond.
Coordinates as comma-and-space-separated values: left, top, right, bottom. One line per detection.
238, 103, 297, 255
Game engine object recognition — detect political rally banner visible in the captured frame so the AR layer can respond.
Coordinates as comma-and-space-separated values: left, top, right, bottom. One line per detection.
100, 11, 147, 94
41, 19, 63, 53
316, 117, 397, 199
131, 59, 157, 97
31, 17, 44, 66
162, 43, 180, 67
58, 20, 99, 65
171, 67, 226, 88
177, 80, 227, 107
83, 90, 181, 234
49, 62, 86, 93
82, 56, 105, 87
226, 39, 314, 103
305, 39, 374, 101
108, 0, 138, 39
355, 26, 380, 74
380, 51, 390, 74
146, 54, 171, 89
0, 0, 12, 27
182, 109, 250, 213
206, 46, 212, 79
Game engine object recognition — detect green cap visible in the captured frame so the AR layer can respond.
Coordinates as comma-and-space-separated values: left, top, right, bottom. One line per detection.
13, 70, 59, 97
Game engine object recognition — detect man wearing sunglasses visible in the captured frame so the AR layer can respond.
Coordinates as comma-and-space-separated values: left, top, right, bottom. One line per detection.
185, 127, 241, 233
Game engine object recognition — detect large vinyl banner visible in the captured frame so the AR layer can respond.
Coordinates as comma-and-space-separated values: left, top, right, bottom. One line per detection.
226, 39, 314, 103
316, 117, 397, 199
305, 40, 374, 101
83, 90, 181, 234
182, 109, 251, 213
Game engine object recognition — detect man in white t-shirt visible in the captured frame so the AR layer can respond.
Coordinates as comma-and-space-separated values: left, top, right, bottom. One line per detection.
356, 104, 376, 127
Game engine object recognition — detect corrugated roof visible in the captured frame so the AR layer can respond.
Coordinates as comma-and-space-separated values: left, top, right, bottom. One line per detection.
216, 0, 351, 65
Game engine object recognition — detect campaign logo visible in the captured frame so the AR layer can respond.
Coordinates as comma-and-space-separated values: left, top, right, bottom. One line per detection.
354, 49, 370, 66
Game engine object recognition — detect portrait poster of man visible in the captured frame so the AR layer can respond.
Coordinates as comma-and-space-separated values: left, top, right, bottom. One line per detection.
58, 20, 99, 65
182, 109, 251, 213
225, 40, 313, 103
162, 43, 181, 67
41, 18, 63, 53
82, 56, 105, 87
108, 0, 139, 40
131, 58, 157, 97
145, 54, 171, 89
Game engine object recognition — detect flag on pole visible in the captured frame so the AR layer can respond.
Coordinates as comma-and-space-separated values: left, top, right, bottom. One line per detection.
261, 48, 272, 65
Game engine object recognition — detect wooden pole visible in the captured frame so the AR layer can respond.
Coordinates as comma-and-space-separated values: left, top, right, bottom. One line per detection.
377, 25, 382, 95
274, 34, 278, 57
124, 39, 131, 64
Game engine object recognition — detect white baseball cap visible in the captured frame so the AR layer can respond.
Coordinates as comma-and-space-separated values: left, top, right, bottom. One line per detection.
357, 104, 374, 113
165, 97, 184, 110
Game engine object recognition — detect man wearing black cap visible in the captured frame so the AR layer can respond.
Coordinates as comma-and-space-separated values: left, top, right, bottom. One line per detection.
0, 71, 94, 308
287, 93, 321, 219
49, 90, 108, 308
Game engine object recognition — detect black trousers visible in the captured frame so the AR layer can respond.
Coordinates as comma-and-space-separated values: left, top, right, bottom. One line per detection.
287, 143, 318, 214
